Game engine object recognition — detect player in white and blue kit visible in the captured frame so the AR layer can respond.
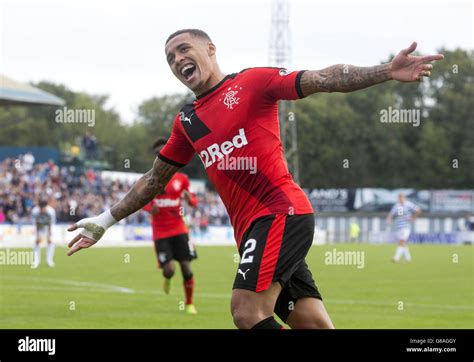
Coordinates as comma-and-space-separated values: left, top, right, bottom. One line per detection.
31, 199, 56, 268
387, 193, 421, 262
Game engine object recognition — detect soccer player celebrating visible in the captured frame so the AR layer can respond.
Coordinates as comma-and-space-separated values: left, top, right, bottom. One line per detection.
31, 199, 56, 268
387, 193, 421, 263
143, 137, 199, 315
67, 29, 443, 329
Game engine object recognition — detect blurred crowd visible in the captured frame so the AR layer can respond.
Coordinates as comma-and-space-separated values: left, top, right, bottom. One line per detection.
0, 156, 229, 227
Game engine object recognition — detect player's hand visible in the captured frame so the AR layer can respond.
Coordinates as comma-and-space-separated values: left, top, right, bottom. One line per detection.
391, 42, 444, 82
67, 210, 116, 256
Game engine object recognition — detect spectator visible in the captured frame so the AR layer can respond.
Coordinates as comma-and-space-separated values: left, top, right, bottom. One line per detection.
81, 132, 97, 159
0, 157, 230, 228
0, 207, 6, 223
22, 152, 35, 171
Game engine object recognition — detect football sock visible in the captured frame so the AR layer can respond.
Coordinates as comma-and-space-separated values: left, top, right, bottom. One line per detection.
394, 246, 404, 261
183, 276, 194, 305
404, 246, 412, 261
251, 316, 284, 330
46, 243, 55, 263
33, 244, 41, 265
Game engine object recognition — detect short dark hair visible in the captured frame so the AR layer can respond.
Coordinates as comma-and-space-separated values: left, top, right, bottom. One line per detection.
38, 199, 48, 208
152, 137, 168, 155
165, 29, 212, 45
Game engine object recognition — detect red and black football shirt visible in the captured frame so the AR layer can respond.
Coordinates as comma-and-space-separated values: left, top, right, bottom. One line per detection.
159, 67, 313, 247
142, 172, 190, 240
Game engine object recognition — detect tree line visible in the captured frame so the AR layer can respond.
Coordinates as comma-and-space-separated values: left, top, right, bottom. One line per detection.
0, 48, 471, 188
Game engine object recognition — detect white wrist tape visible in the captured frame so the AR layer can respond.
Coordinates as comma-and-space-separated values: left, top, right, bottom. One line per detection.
76, 209, 117, 241
97, 209, 117, 229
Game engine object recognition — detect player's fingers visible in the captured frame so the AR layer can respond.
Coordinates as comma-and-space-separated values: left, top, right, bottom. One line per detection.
402, 41, 417, 55
67, 217, 87, 231
423, 64, 433, 71
421, 54, 444, 62
75, 218, 88, 228
68, 239, 94, 256
67, 239, 84, 256
67, 233, 82, 248
67, 223, 78, 232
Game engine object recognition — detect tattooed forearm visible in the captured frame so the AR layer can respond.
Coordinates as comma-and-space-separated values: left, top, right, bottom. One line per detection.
300, 63, 392, 96
110, 157, 178, 221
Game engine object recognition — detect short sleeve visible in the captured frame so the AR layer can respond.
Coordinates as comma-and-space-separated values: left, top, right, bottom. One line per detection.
253, 67, 306, 101
143, 201, 153, 213
158, 115, 195, 167
181, 174, 190, 192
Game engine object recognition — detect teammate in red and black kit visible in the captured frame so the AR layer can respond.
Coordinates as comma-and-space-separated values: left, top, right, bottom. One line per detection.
143, 137, 198, 315
67, 29, 443, 329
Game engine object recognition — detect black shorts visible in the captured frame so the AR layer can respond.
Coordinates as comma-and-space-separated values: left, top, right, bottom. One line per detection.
232, 213, 322, 323
153, 233, 197, 267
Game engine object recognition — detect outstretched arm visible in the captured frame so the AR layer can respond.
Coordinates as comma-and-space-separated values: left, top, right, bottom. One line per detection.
109, 158, 177, 220
67, 157, 178, 255
300, 63, 392, 95
300, 42, 443, 96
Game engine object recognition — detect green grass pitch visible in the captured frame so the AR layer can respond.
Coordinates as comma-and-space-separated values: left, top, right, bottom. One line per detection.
0, 243, 472, 329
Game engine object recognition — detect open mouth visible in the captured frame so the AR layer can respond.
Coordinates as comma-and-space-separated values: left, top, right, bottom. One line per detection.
180, 63, 196, 81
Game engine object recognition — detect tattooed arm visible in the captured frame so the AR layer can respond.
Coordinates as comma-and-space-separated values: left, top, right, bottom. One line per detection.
300, 63, 392, 95
110, 157, 177, 220
300, 42, 444, 96
67, 157, 178, 255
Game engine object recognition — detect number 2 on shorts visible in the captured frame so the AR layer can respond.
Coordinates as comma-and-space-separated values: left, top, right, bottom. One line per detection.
241, 238, 256, 264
